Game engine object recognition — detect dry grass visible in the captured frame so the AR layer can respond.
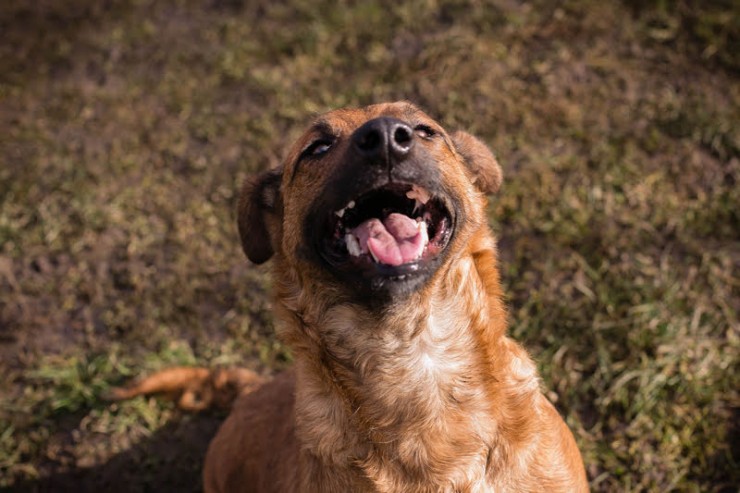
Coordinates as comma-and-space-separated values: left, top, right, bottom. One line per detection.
0, 0, 738, 491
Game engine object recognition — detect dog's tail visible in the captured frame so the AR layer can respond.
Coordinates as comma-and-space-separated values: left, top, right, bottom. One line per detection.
105, 367, 266, 412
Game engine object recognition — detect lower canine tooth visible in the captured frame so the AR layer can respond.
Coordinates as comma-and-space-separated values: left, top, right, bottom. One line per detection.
345, 234, 362, 256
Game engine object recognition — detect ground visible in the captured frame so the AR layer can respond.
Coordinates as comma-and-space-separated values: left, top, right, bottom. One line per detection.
0, 0, 738, 491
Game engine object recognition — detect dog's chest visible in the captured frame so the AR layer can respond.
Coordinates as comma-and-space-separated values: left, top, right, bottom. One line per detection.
305, 304, 501, 491
358, 438, 494, 493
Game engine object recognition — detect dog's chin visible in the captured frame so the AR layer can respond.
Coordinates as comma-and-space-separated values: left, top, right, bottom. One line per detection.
312, 181, 455, 299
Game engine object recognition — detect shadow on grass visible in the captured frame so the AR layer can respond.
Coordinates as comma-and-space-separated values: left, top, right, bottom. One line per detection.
6, 414, 222, 493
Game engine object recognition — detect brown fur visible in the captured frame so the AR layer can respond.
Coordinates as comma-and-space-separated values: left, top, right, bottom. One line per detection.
120, 102, 589, 492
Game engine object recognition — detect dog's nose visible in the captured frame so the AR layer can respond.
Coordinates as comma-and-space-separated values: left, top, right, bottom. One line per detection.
352, 117, 414, 163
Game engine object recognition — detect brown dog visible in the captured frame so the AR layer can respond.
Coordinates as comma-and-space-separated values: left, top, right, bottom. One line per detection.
114, 102, 588, 492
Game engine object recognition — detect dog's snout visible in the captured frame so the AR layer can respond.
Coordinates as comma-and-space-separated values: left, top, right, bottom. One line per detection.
352, 117, 414, 163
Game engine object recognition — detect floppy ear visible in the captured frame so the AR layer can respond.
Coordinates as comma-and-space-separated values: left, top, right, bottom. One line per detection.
237, 167, 283, 264
451, 131, 503, 195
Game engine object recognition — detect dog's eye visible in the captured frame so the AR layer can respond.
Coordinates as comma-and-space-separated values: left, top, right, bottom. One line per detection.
301, 139, 334, 159
414, 125, 436, 139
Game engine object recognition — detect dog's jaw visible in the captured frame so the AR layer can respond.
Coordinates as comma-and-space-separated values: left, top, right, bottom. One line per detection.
288, 107, 474, 303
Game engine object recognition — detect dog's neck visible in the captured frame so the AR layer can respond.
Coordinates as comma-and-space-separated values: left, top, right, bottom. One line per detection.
275, 229, 541, 489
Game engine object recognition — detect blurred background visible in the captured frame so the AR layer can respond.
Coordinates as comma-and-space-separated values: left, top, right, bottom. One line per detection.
0, 0, 738, 491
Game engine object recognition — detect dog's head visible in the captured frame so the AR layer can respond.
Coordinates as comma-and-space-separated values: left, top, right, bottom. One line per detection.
239, 102, 501, 303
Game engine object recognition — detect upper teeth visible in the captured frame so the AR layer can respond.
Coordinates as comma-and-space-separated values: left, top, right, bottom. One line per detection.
406, 185, 430, 204
334, 200, 357, 218
335, 187, 430, 218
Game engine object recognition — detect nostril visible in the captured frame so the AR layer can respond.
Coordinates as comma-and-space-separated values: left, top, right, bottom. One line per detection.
393, 126, 412, 149
357, 129, 382, 151
352, 118, 413, 161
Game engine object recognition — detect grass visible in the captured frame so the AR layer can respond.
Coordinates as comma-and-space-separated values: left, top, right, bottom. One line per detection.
0, 0, 738, 491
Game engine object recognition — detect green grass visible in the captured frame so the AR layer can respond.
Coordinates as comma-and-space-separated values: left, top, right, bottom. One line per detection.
1, 0, 738, 491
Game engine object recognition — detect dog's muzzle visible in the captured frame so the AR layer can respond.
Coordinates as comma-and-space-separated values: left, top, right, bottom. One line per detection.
307, 117, 457, 296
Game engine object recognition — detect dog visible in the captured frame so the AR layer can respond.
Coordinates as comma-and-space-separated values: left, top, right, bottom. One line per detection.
113, 102, 588, 492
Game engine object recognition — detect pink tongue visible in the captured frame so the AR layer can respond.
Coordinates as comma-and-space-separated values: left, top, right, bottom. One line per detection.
351, 213, 427, 266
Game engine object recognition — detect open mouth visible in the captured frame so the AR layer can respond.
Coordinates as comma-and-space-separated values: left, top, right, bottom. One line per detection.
321, 183, 453, 273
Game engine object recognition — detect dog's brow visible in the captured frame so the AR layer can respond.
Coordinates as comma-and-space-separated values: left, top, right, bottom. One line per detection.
402, 106, 421, 122
289, 120, 337, 183
310, 120, 335, 136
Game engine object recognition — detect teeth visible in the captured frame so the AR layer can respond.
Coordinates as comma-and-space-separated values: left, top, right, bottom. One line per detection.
335, 200, 356, 218
406, 185, 430, 205
345, 233, 362, 257
419, 221, 429, 245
